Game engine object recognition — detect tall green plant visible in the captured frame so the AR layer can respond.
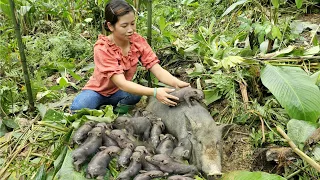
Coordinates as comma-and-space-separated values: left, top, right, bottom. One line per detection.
9, 0, 34, 111
261, 64, 320, 123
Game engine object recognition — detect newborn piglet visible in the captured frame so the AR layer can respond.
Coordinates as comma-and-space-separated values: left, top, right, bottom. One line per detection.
86, 146, 121, 179
145, 154, 198, 176
149, 119, 165, 148
170, 136, 192, 162
72, 127, 103, 171
106, 129, 134, 148
133, 170, 166, 180
118, 143, 135, 168
114, 116, 152, 140
169, 87, 204, 107
117, 151, 142, 180
156, 134, 176, 155
135, 146, 159, 171
72, 121, 96, 145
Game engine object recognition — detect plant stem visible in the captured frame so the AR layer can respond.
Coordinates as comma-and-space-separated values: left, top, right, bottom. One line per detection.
9, 0, 35, 112
37, 121, 68, 132
277, 126, 320, 172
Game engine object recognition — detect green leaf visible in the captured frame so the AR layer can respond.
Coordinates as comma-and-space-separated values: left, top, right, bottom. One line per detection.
271, 0, 279, 8
287, 119, 317, 146
203, 89, 222, 105
272, 26, 282, 40
56, 149, 88, 180
221, 0, 248, 17
221, 56, 244, 69
184, 43, 199, 53
58, 77, 69, 87
68, 71, 82, 81
222, 170, 286, 180
312, 145, 320, 161
2, 118, 19, 129
42, 109, 65, 122
158, 16, 166, 32
0, 0, 11, 19
84, 115, 114, 123
0, 121, 8, 137
295, 0, 303, 9
261, 65, 320, 122
34, 165, 46, 180
310, 71, 320, 85
304, 46, 320, 56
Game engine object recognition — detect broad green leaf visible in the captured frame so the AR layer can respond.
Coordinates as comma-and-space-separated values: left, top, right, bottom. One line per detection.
221, 0, 248, 17
261, 65, 320, 122
42, 109, 65, 122
295, 0, 303, 9
184, 43, 199, 53
312, 145, 320, 161
36, 90, 52, 101
0, 121, 8, 137
259, 40, 269, 54
287, 119, 317, 146
34, 165, 46, 180
18, 6, 31, 16
272, 26, 282, 40
53, 146, 68, 178
36, 104, 48, 119
2, 118, 18, 129
203, 89, 222, 105
222, 170, 286, 180
304, 46, 320, 56
310, 71, 320, 85
84, 115, 114, 123
56, 150, 89, 180
271, 0, 279, 8
271, 45, 295, 58
0, 0, 11, 18
57, 77, 69, 87
68, 71, 82, 81
194, 63, 204, 73
221, 56, 244, 69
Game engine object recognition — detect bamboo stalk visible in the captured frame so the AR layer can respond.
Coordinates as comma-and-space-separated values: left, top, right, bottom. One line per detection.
9, 0, 35, 111
276, 126, 320, 172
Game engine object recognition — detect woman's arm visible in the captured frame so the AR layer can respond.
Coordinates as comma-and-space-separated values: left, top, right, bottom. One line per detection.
149, 64, 190, 88
111, 74, 179, 106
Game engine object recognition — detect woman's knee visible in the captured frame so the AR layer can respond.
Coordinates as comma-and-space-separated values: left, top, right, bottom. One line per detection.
118, 93, 141, 105
70, 90, 103, 112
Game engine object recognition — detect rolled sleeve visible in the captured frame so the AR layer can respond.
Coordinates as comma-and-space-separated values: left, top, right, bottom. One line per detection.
136, 36, 160, 70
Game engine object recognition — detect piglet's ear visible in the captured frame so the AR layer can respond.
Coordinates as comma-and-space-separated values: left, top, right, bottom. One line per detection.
88, 132, 92, 136
99, 146, 107, 150
162, 159, 169, 165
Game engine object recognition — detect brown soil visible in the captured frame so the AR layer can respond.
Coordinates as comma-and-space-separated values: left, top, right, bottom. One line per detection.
222, 125, 254, 172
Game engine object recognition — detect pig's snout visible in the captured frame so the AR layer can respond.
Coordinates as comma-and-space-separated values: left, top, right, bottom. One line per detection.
145, 156, 152, 162
207, 173, 223, 180
200, 146, 222, 176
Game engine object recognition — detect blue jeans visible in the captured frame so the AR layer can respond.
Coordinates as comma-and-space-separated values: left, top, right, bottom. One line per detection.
70, 89, 141, 112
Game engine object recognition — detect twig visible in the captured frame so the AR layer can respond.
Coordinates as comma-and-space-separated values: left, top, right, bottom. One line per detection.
276, 126, 320, 172
259, 116, 265, 143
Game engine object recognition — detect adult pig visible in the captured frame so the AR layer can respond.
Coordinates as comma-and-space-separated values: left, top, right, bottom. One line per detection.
146, 98, 231, 176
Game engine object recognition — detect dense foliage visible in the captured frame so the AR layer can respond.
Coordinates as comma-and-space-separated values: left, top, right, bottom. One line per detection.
0, 0, 320, 179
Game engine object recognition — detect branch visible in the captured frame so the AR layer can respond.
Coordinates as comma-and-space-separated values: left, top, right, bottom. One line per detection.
276, 126, 320, 172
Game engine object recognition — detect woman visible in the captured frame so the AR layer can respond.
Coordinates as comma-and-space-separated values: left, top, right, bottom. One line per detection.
70, 0, 189, 113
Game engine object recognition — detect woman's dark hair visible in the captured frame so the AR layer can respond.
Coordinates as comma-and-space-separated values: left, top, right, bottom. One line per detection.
105, 0, 134, 32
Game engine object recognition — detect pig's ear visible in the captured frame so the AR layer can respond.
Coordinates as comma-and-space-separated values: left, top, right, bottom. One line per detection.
185, 111, 201, 132
88, 132, 92, 136
159, 134, 165, 141
220, 124, 233, 138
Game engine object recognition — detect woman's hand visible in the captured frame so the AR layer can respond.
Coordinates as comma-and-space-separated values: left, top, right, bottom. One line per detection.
174, 80, 190, 89
155, 88, 179, 106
